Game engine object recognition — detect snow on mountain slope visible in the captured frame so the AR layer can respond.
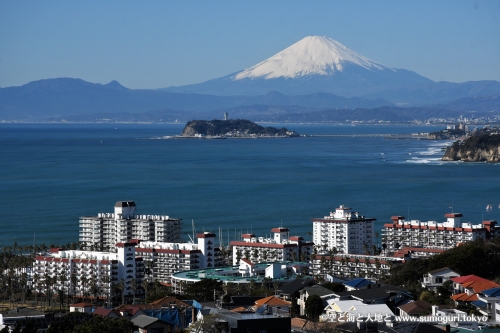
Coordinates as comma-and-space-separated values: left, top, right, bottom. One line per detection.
234, 36, 391, 80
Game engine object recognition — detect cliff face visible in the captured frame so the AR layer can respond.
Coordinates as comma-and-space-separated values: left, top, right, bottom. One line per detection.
181, 119, 299, 137
442, 134, 500, 162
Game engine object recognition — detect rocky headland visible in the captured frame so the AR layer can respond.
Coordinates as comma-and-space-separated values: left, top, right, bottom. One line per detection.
180, 119, 299, 138
442, 133, 500, 162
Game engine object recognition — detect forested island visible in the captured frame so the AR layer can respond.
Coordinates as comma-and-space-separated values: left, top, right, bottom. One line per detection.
180, 119, 299, 138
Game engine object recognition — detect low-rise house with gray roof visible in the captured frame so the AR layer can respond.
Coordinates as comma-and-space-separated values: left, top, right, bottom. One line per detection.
298, 284, 335, 316
332, 284, 413, 314
421, 267, 459, 292
343, 278, 375, 291
131, 315, 171, 333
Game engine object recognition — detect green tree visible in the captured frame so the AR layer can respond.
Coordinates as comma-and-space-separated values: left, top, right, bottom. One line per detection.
235, 249, 242, 264
305, 294, 324, 321
184, 279, 223, 302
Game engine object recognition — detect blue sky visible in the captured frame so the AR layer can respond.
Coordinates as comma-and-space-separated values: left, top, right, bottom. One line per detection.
1, 1, 499, 89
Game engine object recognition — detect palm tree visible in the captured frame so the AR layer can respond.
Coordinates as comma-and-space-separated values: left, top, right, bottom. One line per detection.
44, 276, 54, 309
252, 249, 259, 262
20, 273, 28, 305
101, 276, 111, 305
33, 273, 40, 306
70, 274, 78, 303
235, 249, 242, 264
141, 279, 149, 303
244, 249, 250, 260
80, 275, 89, 302
59, 274, 68, 308
117, 279, 125, 305
130, 278, 137, 303
144, 260, 154, 282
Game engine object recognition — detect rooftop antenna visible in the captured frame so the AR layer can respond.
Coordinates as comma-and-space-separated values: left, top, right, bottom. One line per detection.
449, 201, 454, 213
407, 207, 410, 221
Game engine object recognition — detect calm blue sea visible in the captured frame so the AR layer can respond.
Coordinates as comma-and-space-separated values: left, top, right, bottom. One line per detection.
1, 123, 499, 247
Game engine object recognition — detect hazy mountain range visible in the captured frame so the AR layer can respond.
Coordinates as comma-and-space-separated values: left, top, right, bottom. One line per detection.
1, 36, 499, 122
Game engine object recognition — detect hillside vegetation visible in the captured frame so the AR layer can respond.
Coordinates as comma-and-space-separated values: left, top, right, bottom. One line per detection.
387, 238, 500, 289
442, 134, 500, 162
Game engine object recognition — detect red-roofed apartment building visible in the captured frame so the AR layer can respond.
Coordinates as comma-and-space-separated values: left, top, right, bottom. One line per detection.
230, 227, 313, 265
135, 232, 224, 283
33, 242, 144, 302
382, 213, 499, 254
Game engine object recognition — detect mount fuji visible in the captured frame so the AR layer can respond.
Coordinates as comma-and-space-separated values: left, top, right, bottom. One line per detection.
164, 36, 433, 100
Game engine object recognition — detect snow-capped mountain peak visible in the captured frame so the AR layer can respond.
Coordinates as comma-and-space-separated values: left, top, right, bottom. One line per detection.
234, 36, 389, 80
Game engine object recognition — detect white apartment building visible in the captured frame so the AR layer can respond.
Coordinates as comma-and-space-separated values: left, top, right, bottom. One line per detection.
311, 205, 375, 255
33, 242, 144, 301
382, 213, 499, 253
312, 253, 402, 280
79, 201, 181, 251
135, 232, 225, 283
229, 227, 314, 265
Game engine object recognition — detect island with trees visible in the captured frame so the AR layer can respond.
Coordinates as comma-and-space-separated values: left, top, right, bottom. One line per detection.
180, 119, 300, 138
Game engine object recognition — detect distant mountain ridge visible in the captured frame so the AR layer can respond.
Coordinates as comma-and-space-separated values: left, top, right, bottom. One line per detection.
162, 36, 500, 105
2, 35, 500, 122
0, 78, 393, 121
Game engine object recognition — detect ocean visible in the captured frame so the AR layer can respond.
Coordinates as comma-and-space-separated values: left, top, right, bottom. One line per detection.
1, 123, 499, 247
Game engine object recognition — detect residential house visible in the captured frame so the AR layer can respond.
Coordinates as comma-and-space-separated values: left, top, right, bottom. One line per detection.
291, 318, 340, 332
251, 295, 291, 314
196, 306, 291, 333
92, 307, 122, 319
332, 285, 413, 314
69, 302, 93, 314
421, 267, 459, 292
343, 278, 375, 291
321, 298, 394, 322
450, 275, 499, 307
131, 315, 171, 333
298, 285, 335, 316
398, 300, 433, 317
222, 296, 264, 311
473, 287, 500, 321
